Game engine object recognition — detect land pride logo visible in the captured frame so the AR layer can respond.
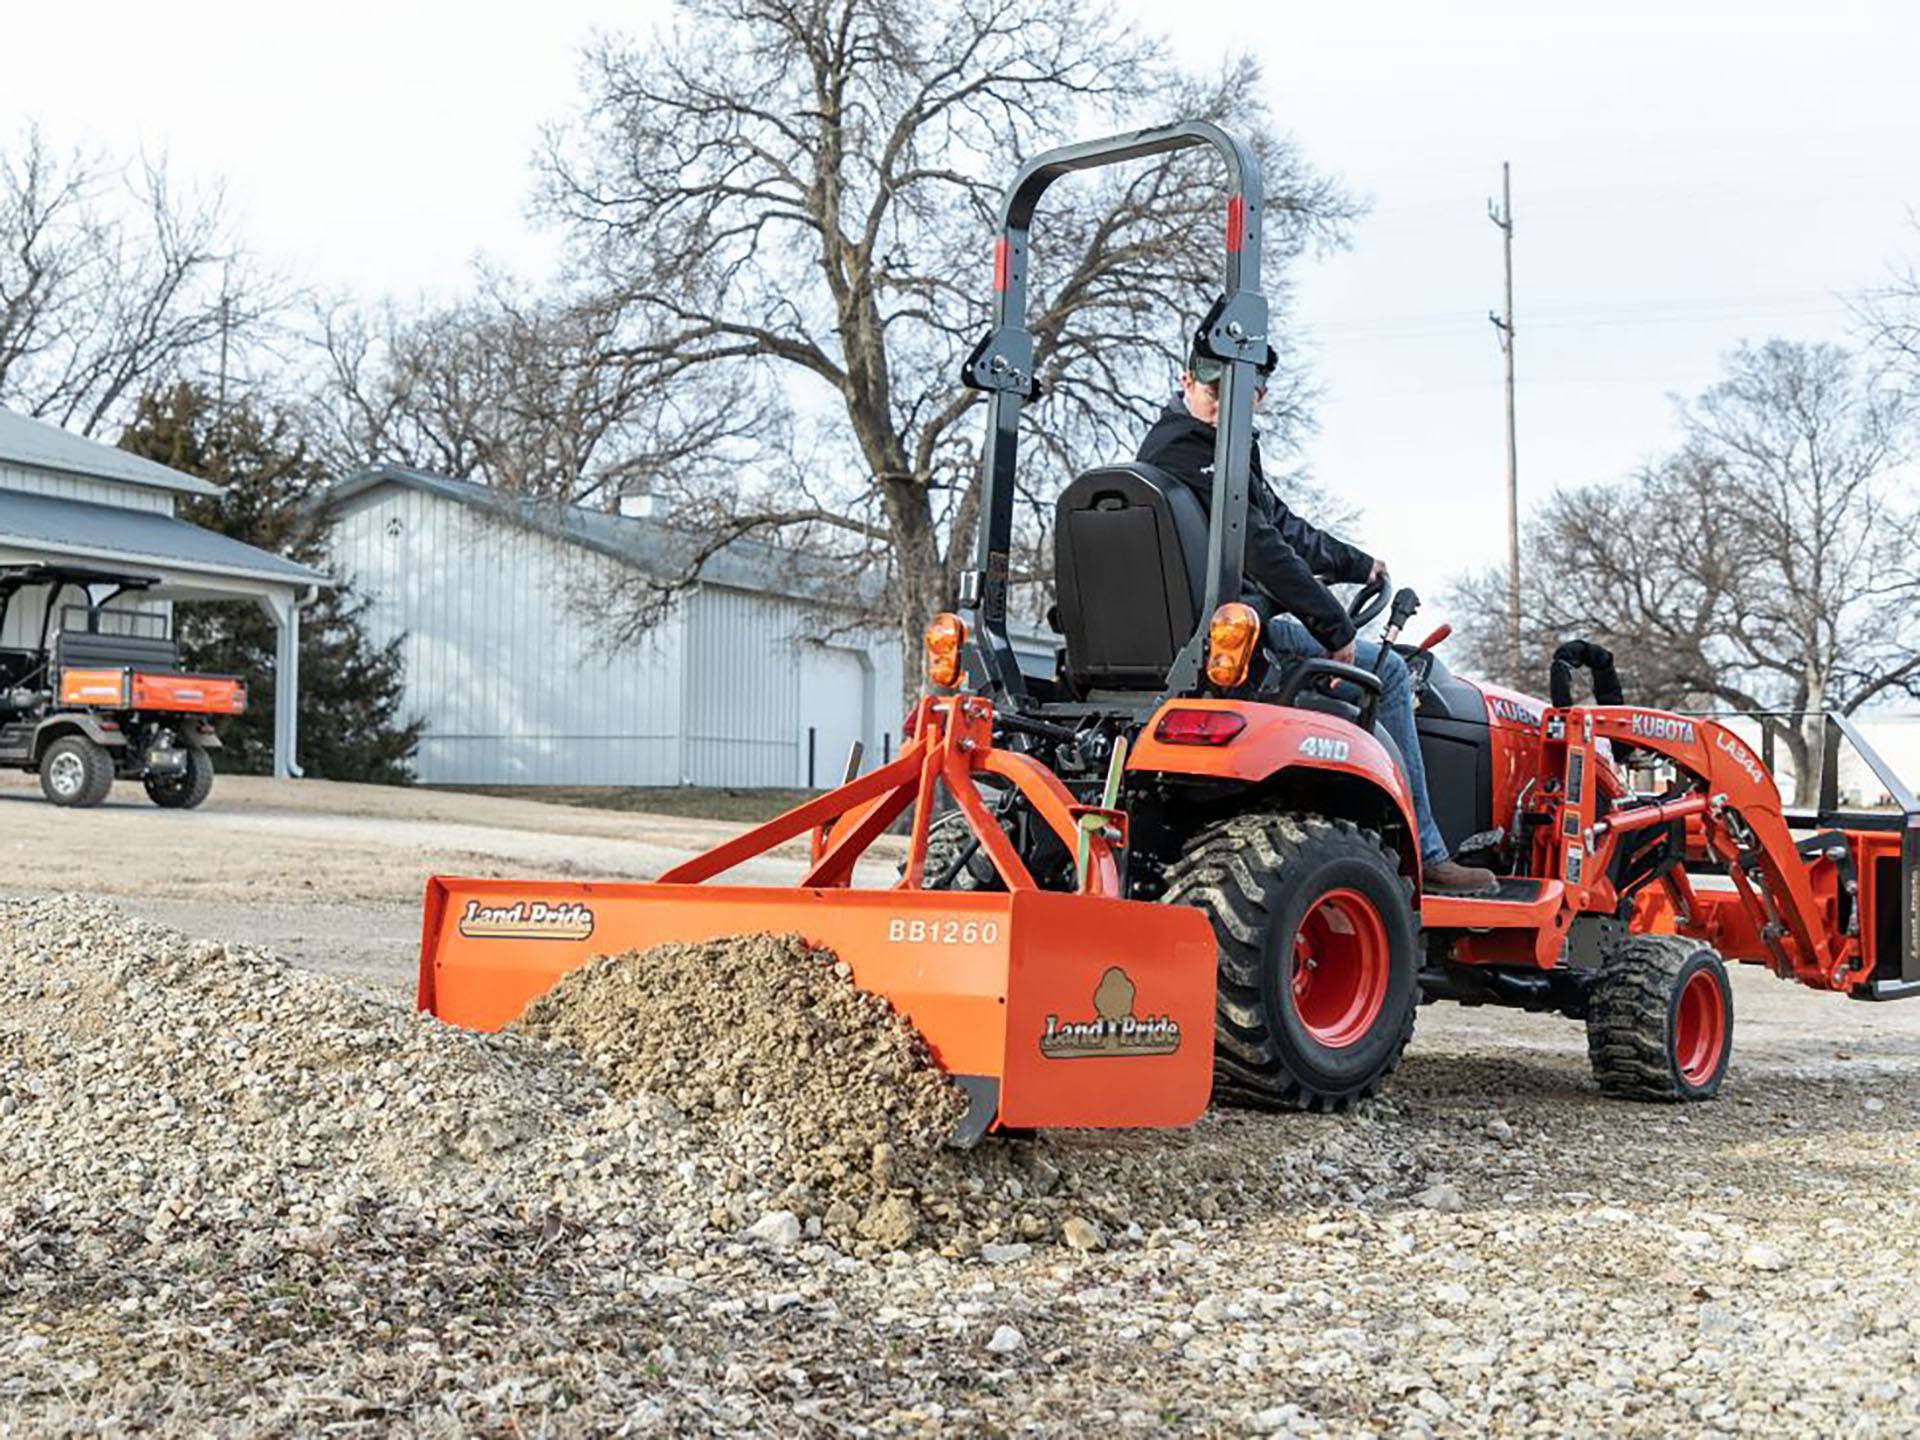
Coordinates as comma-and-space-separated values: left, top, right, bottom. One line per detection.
1039, 966, 1182, 1059
457, 898, 596, 941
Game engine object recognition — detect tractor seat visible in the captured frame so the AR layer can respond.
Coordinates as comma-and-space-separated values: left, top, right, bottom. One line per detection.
1054, 463, 1210, 690
1052, 461, 1392, 744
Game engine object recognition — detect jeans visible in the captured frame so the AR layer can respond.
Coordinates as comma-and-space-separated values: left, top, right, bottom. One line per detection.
1266, 615, 1451, 865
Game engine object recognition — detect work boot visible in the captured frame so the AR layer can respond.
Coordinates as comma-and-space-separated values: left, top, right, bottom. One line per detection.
1425, 858, 1499, 896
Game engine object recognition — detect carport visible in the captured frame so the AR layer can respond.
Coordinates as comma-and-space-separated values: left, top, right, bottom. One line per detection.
0, 410, 327, 778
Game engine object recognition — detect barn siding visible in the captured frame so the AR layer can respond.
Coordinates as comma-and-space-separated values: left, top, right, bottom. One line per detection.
325, 478, 919, 789
330, 485, 684, 786
682, 586, 804, 786
0, 463, 174, 515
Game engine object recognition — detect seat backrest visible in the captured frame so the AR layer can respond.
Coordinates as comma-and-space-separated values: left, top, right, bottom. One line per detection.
54, 627, 180, 674
1054, 462, 1211, 689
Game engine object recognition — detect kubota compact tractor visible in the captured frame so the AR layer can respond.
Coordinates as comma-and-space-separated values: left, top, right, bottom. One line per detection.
0, 564, 245, 808
417, 122, 1920, 1140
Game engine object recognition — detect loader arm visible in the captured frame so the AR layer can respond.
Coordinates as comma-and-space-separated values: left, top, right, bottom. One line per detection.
1551, 707, 1853, 989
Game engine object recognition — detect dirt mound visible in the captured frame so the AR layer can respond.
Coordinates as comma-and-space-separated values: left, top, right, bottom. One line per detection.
516, 934, 968, 1247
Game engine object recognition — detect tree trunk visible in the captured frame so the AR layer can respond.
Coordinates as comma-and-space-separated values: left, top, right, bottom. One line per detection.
1784, 721, 1819, 808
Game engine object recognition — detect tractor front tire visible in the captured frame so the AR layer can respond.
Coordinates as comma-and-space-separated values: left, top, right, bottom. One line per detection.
39, 734, 115, 808
1586, 935, 1733, 1101
144, 748, 215, 810
1164, 812, 1419, 1112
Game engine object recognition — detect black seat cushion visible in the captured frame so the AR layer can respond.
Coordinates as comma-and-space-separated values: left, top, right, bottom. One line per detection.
1054, 463, 1210, 689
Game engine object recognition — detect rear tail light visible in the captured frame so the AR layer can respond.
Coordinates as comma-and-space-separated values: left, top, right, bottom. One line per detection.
1154, 709, 1247, 746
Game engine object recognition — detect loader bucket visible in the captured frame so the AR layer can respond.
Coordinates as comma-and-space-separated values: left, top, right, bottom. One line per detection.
419, 876, 1216, 1134
416, 695, 1219, 1137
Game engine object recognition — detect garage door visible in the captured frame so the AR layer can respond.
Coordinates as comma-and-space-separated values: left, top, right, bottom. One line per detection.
796, 645, 873, 788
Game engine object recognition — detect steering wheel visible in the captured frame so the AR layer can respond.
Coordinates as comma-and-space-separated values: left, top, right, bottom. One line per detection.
1347, 571, 1391, 631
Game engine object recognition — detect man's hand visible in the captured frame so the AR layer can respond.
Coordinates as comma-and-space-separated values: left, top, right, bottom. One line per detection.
1330, 640, 1357, 666
1368, 557, 1388, 583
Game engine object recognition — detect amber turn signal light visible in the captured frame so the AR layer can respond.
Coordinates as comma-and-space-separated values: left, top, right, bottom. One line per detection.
1204, 602, 1261, 689
925, 612, 966, 689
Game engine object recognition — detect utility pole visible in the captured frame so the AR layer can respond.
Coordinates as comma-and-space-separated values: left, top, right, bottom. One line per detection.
215, 264, 233, 485
1487, 162, 1520, 681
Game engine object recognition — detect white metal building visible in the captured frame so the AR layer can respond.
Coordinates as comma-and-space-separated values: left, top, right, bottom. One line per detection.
0, 407, 326, 776
325, 467, 1056, 788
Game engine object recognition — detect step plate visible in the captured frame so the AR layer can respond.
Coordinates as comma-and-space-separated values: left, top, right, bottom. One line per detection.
1421, 876, 1568, 931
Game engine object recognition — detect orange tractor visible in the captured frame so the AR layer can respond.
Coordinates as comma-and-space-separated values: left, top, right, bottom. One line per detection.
418, 123, 1919, 1140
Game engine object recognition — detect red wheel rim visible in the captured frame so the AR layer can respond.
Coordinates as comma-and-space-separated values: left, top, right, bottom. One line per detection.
1673, 967, 1726, 1087
1290, 888, 1391, 1048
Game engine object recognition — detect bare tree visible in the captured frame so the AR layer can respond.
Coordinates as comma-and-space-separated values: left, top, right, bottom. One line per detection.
529, 0, 1357, 682
306, 279, 762, 506
1449, 340, 1919, 803
1861, 224, 1920, 380
0, 124, 270, 436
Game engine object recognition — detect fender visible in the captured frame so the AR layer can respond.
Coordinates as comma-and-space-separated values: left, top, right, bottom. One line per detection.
32, 713, 129, 759
1129, 698, 1420, 869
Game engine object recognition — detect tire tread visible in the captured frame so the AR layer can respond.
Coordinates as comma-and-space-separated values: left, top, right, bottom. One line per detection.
1586, 934, 1730, 1101
1164, 811, 1417, 1112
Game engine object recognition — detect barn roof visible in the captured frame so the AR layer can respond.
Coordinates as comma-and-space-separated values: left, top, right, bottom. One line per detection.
0, 406, 223, 496
0, 487, 328, 587
327, 466, 888, 608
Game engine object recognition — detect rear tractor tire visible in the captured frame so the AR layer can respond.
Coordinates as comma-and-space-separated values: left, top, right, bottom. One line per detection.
39, 734, 115, 808
144, 747, 214, 810
1164, 812, 1419, 1112
1586, 935, 1733, 1101
913, 809, 1005, 891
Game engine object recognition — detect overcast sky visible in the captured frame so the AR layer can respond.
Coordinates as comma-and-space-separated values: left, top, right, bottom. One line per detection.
10, 1, 1918, 613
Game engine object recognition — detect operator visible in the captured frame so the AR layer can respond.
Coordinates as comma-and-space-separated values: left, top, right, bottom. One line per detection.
1136, 342, 1498, 896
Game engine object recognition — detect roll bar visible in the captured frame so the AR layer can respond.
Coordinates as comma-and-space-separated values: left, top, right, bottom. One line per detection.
958, 121, 1270, 703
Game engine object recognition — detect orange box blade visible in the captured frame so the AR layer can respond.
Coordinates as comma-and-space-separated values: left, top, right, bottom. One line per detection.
419, 877, 1217, 1131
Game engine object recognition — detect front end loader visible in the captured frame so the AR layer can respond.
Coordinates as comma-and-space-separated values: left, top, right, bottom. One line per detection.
418, 121, 1920, 1136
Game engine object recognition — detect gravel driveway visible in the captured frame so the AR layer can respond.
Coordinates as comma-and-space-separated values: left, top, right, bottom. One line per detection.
2, 775, 1918, 1435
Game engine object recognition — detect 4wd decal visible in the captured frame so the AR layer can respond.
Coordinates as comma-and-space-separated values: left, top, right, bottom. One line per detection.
1040, 966, 1181, 1059
1627, 713, 1697, 746
1488, 695, 1542, 728
457, 899, 596, 941
1298, 734, 1351, 763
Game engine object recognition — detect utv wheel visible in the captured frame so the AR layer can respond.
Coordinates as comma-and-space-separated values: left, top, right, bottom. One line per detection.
1586, 935, 1733, 1101
144, 748, 214, 810
39, 734, 115, 808
1164, 812, 1419, 1112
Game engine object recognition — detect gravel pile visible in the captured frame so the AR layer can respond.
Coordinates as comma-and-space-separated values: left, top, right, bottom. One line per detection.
516, 935, 967, 1249
0, 896, 613, 1225
6, 893, 1920, 1435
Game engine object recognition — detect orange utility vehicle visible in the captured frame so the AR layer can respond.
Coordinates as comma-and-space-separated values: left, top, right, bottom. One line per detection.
418, 122, 1919, 1140
0, 564, 245, 808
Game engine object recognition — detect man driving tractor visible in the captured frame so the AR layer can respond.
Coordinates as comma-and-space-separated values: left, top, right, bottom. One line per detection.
1137, 341, 1498, 896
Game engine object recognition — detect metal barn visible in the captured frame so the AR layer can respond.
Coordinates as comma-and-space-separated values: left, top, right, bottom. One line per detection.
327, 467, 1016, 788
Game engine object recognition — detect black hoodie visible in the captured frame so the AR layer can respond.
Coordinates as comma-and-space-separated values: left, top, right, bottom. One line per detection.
1136, 396, 1373, 652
